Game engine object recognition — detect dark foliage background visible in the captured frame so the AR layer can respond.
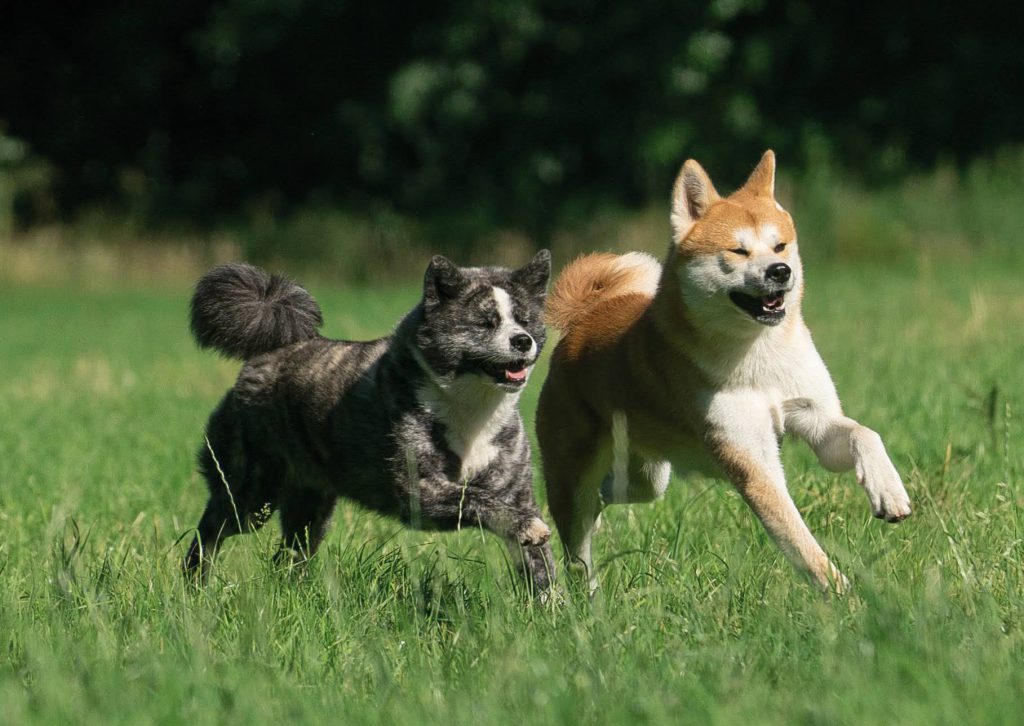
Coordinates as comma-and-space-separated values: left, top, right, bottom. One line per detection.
2, 0, 1021, 243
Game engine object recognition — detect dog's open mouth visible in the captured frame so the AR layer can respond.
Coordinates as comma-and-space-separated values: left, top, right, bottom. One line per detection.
478, 360, 531, 388
729, 291, 787, 326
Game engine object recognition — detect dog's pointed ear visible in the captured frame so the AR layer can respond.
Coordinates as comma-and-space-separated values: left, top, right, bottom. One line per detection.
424, 256, 469, 307
671, 160, 720, 240
741, 150, 776, 197
512, 249, 551, 298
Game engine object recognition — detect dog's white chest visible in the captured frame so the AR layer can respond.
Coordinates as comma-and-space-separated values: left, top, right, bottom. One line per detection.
449, 430, 500, 481
417, 379, 515, 481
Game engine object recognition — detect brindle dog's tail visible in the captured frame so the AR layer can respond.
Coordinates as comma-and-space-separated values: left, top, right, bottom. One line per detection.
190, 263, 323, 359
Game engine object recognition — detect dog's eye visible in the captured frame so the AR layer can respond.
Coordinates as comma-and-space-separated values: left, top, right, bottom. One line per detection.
774, 242, 787, 253
479, 314, 499, 329
730, 248, 750, 257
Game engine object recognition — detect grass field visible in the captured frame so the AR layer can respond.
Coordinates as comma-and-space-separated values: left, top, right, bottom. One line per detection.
1, 245, 1022, 723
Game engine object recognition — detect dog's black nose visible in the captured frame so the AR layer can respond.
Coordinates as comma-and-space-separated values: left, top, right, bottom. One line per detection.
510, 333, 533, 352
765, 263, 791, 283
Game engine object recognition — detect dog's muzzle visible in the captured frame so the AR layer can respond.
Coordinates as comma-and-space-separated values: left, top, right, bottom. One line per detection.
477, 357, 534, 389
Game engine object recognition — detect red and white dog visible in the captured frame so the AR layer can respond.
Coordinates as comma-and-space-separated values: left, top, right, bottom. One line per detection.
537, 151, 911, 592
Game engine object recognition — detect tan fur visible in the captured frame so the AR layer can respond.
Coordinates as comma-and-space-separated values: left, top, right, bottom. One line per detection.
537, 150, 910, 594
710, 436, 848, 592
546, 253, 659, 332
519, 516, 552, 546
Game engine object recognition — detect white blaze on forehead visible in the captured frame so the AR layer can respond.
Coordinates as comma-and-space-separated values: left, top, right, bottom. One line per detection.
493, 286, 515, 326
732, 223, 781, 252
732, 227, 758, 250
492, 286, 535, 355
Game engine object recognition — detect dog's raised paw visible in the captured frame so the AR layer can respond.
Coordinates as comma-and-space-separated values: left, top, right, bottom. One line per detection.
518, 517, 551, 546
868, 474, 912, 522
857, 452, 912, 524
875, 493, 912, 523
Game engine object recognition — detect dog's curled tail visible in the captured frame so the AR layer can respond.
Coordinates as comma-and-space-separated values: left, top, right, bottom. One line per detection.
546, 252, 661, 331
190, 263, 323, 359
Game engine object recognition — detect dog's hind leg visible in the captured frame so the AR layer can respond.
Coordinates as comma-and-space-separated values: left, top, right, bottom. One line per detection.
182, 412, 278, 583
537, 386, 611, 593
541, 437, 610, 594
600, 453, 671, 505
183, 495, 245, 582
275, 490, 338, 568
182, 490, 277, 583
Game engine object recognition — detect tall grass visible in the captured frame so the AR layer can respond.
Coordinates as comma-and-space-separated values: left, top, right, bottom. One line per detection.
1, 232, 1022, 721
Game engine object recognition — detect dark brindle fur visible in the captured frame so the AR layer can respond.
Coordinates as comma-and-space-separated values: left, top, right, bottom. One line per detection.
183, 253, 555, 593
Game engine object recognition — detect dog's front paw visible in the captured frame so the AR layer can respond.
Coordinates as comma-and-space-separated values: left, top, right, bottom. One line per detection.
875, 488, 912, 523
829, 566, 852, 596
856, 452, 912, 523
517, 516, 551, 546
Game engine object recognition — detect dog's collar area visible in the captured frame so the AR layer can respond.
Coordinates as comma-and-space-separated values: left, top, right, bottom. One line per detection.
729, 290, 787, 326
408, 343, 452, 389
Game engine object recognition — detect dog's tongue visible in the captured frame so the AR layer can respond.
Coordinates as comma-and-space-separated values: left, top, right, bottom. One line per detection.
505, 367, 528, 382
762, 293, 785, 311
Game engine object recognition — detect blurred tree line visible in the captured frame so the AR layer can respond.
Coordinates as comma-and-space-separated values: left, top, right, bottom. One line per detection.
1, 0, 1021, 246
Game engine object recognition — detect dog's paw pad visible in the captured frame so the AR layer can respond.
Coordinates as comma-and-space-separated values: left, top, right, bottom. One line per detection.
518, 517, 551, 546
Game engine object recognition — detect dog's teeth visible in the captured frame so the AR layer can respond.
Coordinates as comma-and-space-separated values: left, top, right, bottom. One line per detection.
760, 293, 785, 312
505, 367, 528, 382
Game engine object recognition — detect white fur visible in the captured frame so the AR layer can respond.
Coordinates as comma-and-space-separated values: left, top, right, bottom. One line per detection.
641, 460, 671, 498
699, 320, 911, 522
706, 389, 786, 483
732, 223, 780, 254
705, 385, 851, 592
493, 286, 535, 357
604, 411, 672, 504
417, 375, 520, 481
676, 232, 911, 528
560, 178, 909, 593
678, 226, 802, 341
784, 396, 911, 520
409, 285, 538, 482
616, 252, 661, 296
740, 326, 908, 521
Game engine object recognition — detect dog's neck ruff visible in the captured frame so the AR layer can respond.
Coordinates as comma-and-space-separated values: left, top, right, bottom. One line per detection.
409, 343, 520, 480
409, 343, 518, 415
648, 285, 802, 388
409, 339, 520, 446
